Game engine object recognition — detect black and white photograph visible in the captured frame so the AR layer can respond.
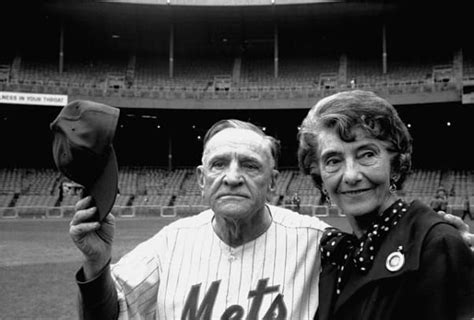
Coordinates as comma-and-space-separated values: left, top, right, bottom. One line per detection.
0, 1, 473, 319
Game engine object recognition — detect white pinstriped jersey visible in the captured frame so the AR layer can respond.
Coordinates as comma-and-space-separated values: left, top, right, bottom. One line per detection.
111, 205, 329, 320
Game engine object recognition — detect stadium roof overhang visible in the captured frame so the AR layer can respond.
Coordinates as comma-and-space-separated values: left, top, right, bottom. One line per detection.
41, 0, 400, 24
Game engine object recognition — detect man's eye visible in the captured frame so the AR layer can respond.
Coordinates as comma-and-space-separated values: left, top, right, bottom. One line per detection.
211, 161, 225, 169
243, 162, 259, 170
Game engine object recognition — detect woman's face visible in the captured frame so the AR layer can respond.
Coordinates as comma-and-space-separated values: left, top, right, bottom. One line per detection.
317, 127, 396, 217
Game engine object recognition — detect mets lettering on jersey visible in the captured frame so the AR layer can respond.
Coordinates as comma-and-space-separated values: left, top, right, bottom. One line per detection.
182, 279, 286, 319
111, 206, 328, 320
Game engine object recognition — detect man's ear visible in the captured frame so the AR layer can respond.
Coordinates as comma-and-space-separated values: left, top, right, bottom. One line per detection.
269, 169, 279, 192
196, 165, 205, 190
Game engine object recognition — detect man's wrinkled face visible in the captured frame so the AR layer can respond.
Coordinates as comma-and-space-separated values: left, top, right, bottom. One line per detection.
197, 128, 278, 222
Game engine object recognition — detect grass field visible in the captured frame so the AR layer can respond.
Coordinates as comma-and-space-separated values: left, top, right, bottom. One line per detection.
0, 215, 470, 319
0, 217, 182, 320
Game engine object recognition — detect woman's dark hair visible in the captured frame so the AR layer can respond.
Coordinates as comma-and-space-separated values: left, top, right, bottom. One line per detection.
297, 90, 412, 191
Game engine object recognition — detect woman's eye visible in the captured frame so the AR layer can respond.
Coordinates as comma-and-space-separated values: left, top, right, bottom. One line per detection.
326, 157, 340, 166
324, 158, 341, 173
362, 151, 374, 158
359, 151, 377, 165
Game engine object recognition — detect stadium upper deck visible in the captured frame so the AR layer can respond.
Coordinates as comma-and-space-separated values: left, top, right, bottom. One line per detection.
0, 0, 471, 109
0, 0, 472, 171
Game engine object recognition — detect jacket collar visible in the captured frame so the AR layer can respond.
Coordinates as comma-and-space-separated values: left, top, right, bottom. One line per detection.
320, 200, 447, 315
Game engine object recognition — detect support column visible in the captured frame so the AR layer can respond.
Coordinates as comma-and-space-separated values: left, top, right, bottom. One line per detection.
168, 134, 173, 171
274, 23, 278, 79
59, 21, 64, 74
169, 22, 174, 79
382, 24, 387, 74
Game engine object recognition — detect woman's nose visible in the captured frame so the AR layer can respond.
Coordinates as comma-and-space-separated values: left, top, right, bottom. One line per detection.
342, 159, 362, 184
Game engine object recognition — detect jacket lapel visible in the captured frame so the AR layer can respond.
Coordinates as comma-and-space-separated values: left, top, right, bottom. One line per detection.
332, 200, 445, 314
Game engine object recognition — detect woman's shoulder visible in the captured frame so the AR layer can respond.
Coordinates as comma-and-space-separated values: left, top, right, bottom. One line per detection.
422, 220, 467, 249
406, 199, 470, 252
403, 199, 445, 228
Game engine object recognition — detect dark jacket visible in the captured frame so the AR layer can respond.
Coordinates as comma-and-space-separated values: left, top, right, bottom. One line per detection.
316, 200, 474, 320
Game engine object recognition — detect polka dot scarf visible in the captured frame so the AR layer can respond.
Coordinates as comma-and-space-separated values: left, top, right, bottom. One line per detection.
320, 199, 408, 296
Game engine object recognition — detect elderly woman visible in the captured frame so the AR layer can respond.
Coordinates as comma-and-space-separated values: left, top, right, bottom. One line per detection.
298, 90, 474, 320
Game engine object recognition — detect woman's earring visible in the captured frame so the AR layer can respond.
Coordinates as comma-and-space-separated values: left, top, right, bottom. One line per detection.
389, 184, 397, 194
322, 188, 331, 206
389, 177, 398, 194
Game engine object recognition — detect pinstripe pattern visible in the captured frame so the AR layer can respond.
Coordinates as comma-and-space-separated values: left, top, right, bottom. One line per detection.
111, 205, 329, 319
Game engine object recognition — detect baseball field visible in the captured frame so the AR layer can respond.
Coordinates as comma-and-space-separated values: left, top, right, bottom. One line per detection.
0, 217, 182, 319
1, 215, 470, 319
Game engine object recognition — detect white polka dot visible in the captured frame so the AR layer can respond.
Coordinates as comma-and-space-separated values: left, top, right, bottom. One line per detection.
331, 241, 336, 246
370, 256, 374, 260
327, 252, 330, 257
359, 257, 364, 261
369, 246, 374, 250
344, 254, 348, 259
336, 289, 340, 295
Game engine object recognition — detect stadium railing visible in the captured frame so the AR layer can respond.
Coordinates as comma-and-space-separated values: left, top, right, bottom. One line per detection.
0, 74, 459, 101
0, 204, 338, 219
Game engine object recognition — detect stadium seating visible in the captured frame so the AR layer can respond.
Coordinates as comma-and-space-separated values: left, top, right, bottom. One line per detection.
2, 49, 470, 101
0, 166, 472, 219
0, 193, 14, 208
15, 194, 58, 218
118, 167, 139, 195
0, 168, 23, 194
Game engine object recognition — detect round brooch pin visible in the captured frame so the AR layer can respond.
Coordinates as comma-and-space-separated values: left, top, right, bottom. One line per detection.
386, 249, 405, 272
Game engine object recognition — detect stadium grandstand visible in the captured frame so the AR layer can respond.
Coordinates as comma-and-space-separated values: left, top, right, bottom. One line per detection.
0, 0, 473, 219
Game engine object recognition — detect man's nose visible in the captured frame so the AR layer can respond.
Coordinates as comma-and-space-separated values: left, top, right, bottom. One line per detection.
223, 162, 243, 185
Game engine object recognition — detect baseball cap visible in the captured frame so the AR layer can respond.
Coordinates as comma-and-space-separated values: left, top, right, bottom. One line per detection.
50, 100, 120, 221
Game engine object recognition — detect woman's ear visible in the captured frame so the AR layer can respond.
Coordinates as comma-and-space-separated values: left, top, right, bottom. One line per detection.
390, 172, 400, 184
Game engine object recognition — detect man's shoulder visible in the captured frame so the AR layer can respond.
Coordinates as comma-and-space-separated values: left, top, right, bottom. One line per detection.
269, 204, 330, 231
164, 208, 213, 230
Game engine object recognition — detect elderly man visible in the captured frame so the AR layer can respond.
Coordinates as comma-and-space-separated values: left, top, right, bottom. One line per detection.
70, 118, 473, 320
71, 119, 329, 319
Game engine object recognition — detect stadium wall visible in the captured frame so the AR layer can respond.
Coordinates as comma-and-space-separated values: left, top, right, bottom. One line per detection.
66, 88, 461, 110
98, 0, 339, 6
